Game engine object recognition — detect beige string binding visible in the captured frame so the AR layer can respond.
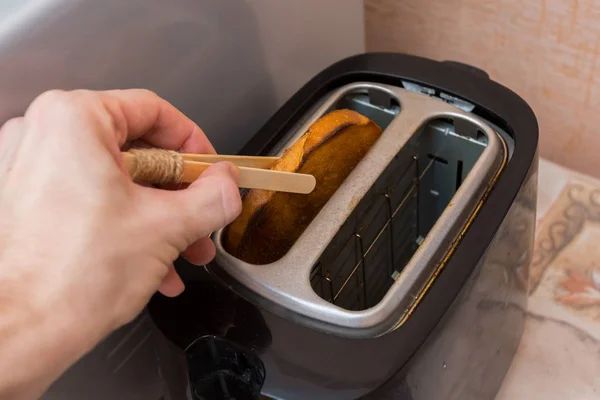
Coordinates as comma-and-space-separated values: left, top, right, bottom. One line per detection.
121, 149, 316, 194
125, 148, 184, 185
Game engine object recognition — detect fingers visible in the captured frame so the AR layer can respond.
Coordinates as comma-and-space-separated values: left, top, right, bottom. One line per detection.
157, 265, 185, 297
167, 162, 241, 247
159, 236, 217, 297
97, 89, 216, 153
26, 89, 215, 153
0, 117, 25, 148
0, 117, 25, 178
0, 116, 24, 137
182, 236, 217, 266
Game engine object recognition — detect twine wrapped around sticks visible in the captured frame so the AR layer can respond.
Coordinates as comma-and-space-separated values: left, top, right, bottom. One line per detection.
125, 148, 184, 185
122, 148, 316, 194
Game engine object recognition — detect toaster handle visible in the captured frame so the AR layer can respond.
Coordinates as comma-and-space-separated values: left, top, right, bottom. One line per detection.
441, 60, 489, 80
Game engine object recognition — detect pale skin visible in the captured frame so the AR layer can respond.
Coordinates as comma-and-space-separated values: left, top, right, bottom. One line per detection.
0, 89, 243, 399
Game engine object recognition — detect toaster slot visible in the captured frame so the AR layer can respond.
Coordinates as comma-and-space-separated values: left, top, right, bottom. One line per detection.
311, 117, 487, 311
269, 86, 400, 158
327, 89, 400, 131
224, 86, 401, 264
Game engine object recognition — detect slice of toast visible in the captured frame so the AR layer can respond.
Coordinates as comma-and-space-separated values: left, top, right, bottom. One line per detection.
223, 109, 383, 265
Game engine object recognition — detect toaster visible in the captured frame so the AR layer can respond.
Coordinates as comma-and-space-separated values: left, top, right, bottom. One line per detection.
148, 52, 538, 400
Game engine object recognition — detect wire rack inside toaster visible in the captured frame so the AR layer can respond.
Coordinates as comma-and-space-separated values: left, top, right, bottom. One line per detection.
310, 116, 486, 311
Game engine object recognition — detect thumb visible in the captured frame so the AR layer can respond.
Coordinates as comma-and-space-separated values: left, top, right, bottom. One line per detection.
169, 161, 242, 246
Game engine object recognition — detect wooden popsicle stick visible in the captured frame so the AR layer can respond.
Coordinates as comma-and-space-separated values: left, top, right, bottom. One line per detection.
181, 161, 316, 194
180, 153, 279, 169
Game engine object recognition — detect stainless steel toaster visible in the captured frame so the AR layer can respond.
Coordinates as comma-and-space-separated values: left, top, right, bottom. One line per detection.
147, 52, 538, 400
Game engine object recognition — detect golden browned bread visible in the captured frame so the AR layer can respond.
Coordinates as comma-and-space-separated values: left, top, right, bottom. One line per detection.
223, 109, 383, 264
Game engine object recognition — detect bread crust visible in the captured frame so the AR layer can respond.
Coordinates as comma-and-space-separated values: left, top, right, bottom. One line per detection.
223, 109, 383, 264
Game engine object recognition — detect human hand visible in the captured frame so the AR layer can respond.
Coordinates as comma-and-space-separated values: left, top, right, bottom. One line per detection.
0, 89, 242, 399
